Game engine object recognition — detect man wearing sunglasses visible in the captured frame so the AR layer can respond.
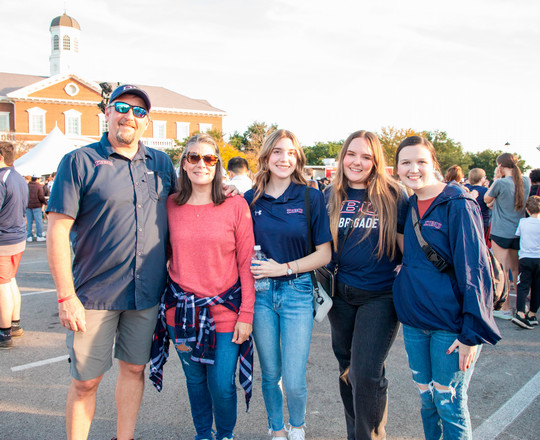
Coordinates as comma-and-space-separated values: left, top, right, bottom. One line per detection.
46, 84, 177, 440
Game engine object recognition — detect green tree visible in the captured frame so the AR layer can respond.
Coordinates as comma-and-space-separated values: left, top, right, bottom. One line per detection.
467, 149, 530, 180
229, 131, 247, 150
243, 121, 278, 153
303, 141, 343, 165
425, 130, 472, 176
377, 126, 425, 166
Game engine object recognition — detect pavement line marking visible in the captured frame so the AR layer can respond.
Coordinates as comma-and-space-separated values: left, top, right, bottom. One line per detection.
21, 289, 56, 296
473, 370, 540, 439
11, 354, 69, 372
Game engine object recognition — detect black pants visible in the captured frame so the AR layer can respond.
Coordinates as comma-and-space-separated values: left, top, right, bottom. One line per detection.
516, 257, 540, 313
328, 283, 399, 440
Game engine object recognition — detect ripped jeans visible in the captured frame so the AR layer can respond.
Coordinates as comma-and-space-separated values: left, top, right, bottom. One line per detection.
402, 325, 481, 440
167, 327, 240, 440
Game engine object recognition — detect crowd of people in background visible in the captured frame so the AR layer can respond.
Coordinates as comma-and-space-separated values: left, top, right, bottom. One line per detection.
1, 83, 539, 440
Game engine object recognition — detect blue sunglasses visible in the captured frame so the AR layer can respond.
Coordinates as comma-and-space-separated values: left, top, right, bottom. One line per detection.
108, 101, 148, 118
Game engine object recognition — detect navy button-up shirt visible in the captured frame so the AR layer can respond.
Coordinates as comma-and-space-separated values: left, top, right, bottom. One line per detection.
47, 134, 177, 310
244, 182, 332, 280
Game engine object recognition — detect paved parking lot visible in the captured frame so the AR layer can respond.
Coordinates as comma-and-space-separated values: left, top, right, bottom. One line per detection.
1, 242, 539, 439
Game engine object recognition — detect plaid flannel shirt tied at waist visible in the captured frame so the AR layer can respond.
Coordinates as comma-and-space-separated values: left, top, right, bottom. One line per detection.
149, 277, 254, 410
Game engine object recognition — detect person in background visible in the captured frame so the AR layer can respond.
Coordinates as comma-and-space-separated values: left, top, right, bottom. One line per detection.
304, 167, 319, 190
26, 175, 47, 242
244, 129, 332, 440
444, 164, 464, 185
465, 168, 491, 241
150, 134, 255, 440
0, 142, 28, 349
227, 156, 253, 194
484, 153, 531, 319
528, 168, 540, 197
394, 136, 500, 440
325, 130, 409, 440
511, 196, 540, 329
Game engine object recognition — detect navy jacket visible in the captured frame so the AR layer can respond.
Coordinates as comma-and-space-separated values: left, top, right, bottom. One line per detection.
393, 182, 501, 346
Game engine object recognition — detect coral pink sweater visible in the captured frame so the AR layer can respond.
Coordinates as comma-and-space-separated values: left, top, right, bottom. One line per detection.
166, 195, 255, 332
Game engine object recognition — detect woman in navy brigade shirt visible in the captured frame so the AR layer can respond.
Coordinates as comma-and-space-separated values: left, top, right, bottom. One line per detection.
393, 136, 501, 440
244, 129, 332, 440
324, 130, 408, 440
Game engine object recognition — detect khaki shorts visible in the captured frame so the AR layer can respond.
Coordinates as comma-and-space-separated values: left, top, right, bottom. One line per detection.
66, 304, 159, 381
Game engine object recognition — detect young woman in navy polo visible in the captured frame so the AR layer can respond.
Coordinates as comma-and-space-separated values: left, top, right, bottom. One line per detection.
244, 129, 331, 440
393, 136, 501, 440
324, 130, 409, 440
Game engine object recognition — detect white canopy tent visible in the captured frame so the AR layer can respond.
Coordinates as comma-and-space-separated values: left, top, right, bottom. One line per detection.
14, 126, 95, 176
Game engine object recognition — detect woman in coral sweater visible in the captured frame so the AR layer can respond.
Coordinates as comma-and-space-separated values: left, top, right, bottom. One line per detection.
152, 133, 255, 440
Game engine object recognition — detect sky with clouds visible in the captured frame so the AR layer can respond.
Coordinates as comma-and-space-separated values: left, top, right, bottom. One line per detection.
1, 0, 539, 167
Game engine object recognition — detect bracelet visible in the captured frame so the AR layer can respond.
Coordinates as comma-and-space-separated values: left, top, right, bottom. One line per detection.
58, 294, 76, 304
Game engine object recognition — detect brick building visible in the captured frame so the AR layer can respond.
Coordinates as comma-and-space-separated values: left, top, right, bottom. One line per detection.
0, 13, 225, 151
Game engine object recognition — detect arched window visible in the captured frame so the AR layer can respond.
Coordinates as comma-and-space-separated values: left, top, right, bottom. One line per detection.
74, 38, 79, 52
63, 35, 70, 50
53, 35, 59, 50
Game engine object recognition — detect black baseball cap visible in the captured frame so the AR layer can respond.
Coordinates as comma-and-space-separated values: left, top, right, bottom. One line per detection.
109, 84, 151, 111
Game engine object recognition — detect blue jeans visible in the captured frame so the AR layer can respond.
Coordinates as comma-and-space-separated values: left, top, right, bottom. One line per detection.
26, 208, 43, 238
328, 285, 399, 440
252, 273, 314, 431
167, 327, 240, 440
402, 325, 482, 440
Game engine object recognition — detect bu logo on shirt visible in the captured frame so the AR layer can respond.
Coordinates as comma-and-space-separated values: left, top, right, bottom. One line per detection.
339, 199, 379, 229
94, 160, 113, 167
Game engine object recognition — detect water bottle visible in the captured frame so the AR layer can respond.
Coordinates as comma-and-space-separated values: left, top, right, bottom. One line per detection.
252, 245, 270, 292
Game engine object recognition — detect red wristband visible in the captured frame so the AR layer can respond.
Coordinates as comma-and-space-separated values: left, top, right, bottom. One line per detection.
58, 294, 76, 303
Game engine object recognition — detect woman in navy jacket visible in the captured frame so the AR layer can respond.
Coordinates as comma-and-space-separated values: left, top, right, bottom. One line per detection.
393, 136, 501, 440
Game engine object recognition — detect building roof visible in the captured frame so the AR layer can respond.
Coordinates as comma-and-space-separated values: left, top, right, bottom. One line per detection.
0, 72, 47, 96
50, 13, 80, 30
0, 72, 225, 115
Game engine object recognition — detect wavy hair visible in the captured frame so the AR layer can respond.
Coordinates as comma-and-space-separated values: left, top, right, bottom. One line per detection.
497, 152, 525, 211
327, 130, 402, 260
250, 129, 307, 207
174, 134, 226, 206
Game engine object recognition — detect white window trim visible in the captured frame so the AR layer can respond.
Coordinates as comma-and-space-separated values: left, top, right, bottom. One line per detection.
64, 109, 82, 136
176, 122, 190, 140
27, 107, 46, 135
153, 120, 167, 139
64, 82, 80, 97
0, 112, 10, 132
98, 113, 108, 136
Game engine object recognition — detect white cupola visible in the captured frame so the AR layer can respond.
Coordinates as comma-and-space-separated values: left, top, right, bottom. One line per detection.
49, 13, 81, 76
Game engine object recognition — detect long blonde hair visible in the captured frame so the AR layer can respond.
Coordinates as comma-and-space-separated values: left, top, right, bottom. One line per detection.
250, 129, 308, 207
327, 130, 401, 260
497, 153, 525, 211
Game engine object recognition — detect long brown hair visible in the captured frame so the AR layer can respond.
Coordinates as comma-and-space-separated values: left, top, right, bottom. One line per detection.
250, 129, 307, 207
327, 130, 402, 260
497, 153, 525, 211
174, 134, 226, 206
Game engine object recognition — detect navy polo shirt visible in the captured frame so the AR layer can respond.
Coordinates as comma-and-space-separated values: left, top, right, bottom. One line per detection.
47, 134, 177, 310
244, 182, 332, 280
325, 187, 409, 292
0, 167, 28, 246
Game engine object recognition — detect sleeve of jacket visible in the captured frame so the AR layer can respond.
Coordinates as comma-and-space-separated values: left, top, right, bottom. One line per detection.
448, 198, 501, 346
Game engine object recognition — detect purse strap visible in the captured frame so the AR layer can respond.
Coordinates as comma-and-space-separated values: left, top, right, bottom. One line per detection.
411, 204, 453, 273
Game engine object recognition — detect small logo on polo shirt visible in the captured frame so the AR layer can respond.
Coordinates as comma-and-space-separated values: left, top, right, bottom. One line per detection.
94, 160, 113, 167
286, 208, 303, 214
424, 220, 442, 229
254, 210, 262, 216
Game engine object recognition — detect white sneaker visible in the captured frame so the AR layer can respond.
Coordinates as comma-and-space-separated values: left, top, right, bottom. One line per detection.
26, 237, 32, 242
288, 426, 305, 440
36, 236, 46, 242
